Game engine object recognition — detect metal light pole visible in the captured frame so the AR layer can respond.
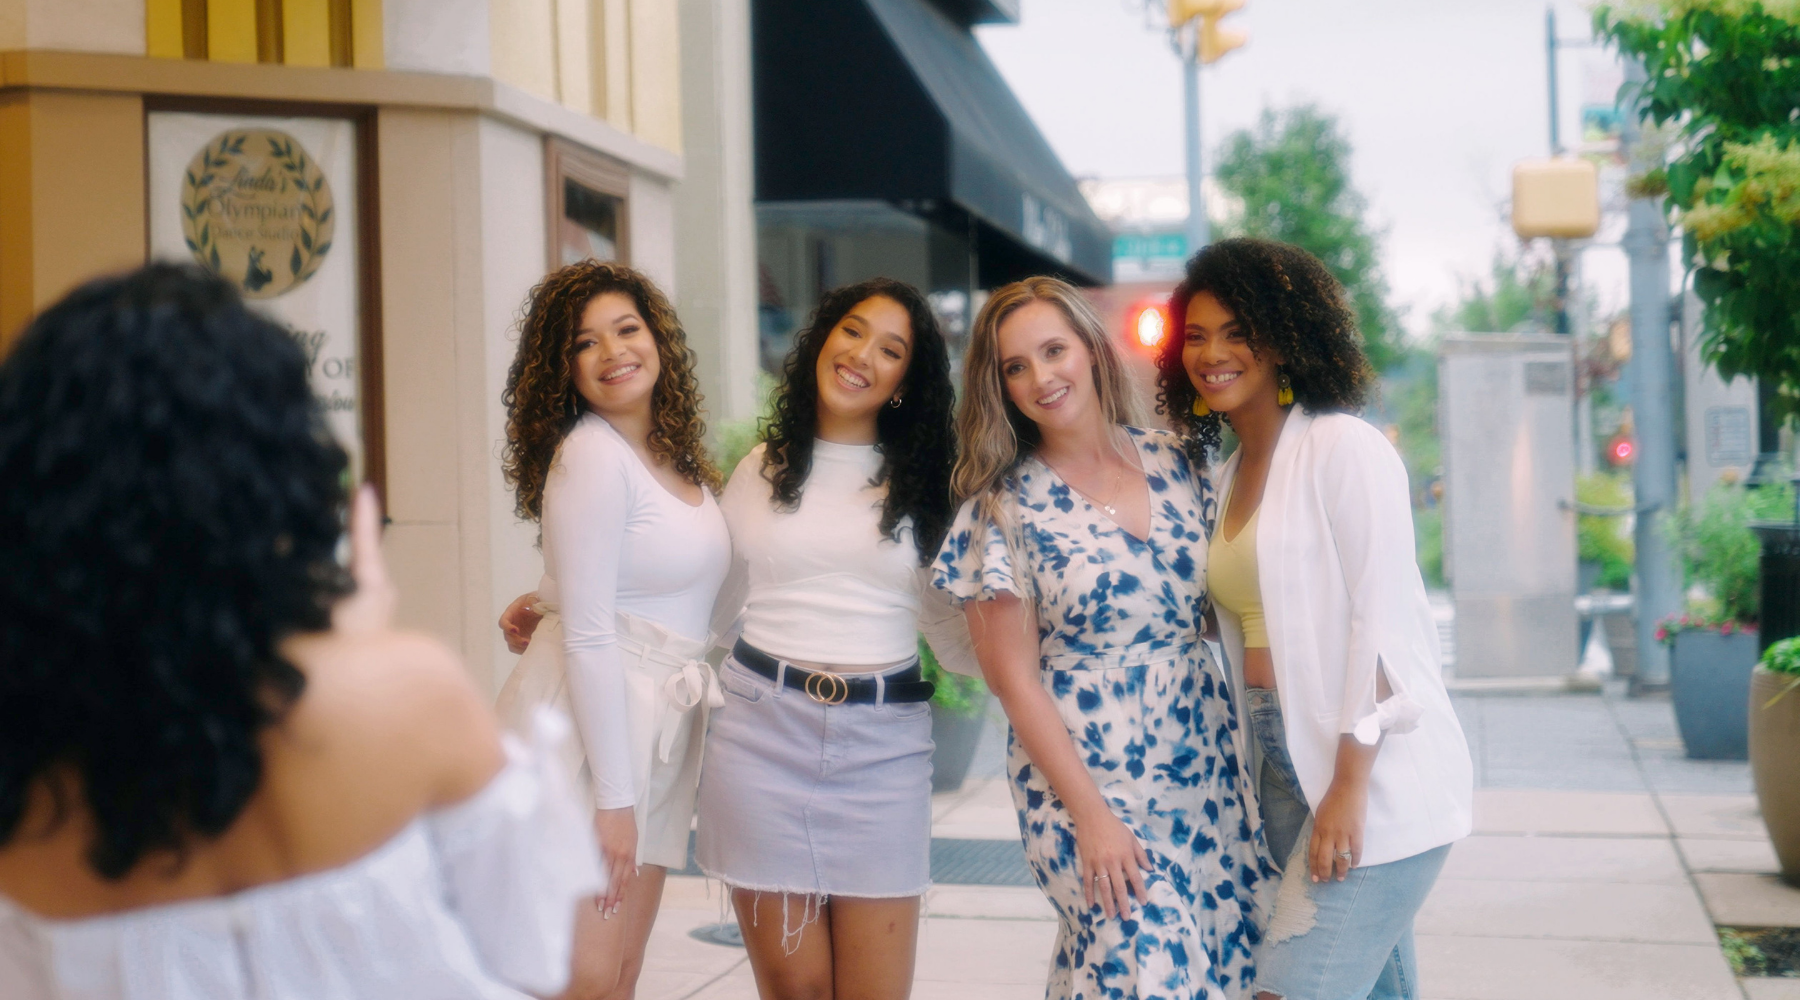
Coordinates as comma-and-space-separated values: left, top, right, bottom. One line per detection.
1183, 25, 1209, 255
1621, 57, 1680, 690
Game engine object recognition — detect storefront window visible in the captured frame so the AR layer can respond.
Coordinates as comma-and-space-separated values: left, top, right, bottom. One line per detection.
546, 138, 630, 269
561, 179, 621, 265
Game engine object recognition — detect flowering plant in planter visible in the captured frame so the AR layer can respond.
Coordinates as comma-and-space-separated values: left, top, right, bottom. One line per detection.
1764, 637, 1800, 708
1655, 611, 1757, 647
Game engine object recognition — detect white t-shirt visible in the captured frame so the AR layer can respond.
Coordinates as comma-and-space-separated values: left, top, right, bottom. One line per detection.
717, 440, 973, 671
539, 414, 731, 809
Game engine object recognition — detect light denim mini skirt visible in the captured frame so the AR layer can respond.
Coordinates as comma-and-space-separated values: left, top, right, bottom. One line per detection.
694, 653, 934, 899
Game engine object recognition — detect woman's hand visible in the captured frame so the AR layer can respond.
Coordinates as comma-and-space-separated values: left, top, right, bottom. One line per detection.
1072, 806, 1151, 919
1308, 779, 1367, 882
592, 806, 638, 915
498, 591, 543, 654
333, 485, 396, 635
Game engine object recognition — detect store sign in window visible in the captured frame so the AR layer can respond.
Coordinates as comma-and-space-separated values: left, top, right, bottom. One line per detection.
148, 112, 367, 481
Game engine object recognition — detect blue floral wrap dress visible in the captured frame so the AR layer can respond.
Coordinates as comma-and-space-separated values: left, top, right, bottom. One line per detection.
932, 427, 1277, 1000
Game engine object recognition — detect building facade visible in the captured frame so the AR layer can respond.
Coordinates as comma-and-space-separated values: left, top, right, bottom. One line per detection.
0, 0, 758, 692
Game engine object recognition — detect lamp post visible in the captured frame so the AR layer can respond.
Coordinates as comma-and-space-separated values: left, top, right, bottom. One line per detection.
1167, 0, 1246, 255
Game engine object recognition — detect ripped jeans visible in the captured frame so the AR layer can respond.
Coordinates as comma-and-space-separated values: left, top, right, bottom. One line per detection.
1246, 686, 1449, 1000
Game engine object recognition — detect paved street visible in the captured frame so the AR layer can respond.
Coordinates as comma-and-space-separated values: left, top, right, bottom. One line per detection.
637, 682, 1799, 1000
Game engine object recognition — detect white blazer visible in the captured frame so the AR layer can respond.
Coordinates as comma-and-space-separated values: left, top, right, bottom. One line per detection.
1213, 408, 1472, 867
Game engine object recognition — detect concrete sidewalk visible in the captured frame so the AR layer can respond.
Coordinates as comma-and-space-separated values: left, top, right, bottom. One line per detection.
636, 685, 1799, 1000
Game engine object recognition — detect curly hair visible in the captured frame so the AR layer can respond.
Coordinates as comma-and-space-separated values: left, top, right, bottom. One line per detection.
502, 260, 721, 522
1156, 237, 1375, 466
761, 278, 956, 564
0, 264, 351, 880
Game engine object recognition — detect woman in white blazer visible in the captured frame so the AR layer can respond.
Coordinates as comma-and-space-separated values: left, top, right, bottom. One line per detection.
1155, 239, 1473, 1000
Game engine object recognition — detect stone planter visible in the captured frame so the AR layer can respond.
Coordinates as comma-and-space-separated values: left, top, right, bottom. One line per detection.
930, 702, 987, 793
1671, 628, 1759, 760
1749, 665, 1800, 885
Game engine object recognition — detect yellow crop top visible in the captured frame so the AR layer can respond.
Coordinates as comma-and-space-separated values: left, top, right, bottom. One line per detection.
1207, 501, 1268, 648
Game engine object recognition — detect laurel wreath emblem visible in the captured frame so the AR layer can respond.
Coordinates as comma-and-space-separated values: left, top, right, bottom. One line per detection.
180, 129, 335, 299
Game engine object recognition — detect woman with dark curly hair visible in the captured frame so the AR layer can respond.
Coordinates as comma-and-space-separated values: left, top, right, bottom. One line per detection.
1157, 238, 1471, 1000
492, 260, 730, 1000
933, 276, 1276, 1000
0, 265, 600, 999
692, 277, 972, 1000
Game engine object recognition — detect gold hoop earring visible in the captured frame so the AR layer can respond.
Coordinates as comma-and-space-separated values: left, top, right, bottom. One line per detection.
1192, 397, 1211, 417
1276, 370, 1294, 407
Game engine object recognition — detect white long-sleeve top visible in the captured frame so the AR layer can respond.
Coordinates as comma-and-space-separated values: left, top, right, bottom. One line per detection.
540, 414, 731, 809
1212, 408, 1473, 867
714, 441, 975, 674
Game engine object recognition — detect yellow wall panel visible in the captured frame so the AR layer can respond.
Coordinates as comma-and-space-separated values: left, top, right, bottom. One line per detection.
0, 91, 146, 351
208, 0, 259, 63
555, 0, 592, 114
489, 0, 557, 103
145, 0, 185, 59
628, 0, 680, 153
599, 0, 631, 127
284, 0, 332, 66
352, 0, 383, 67
0, 94, 34, 349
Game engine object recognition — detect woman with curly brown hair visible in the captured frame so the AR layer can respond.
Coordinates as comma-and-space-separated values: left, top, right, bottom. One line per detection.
494, 260, 730, 1000
693, 277, 973, 1000
1157, 238, 1471, 1000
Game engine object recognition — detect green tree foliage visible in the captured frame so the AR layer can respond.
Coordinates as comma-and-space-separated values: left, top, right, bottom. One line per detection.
1596, 0, 1800, 423
1214, 105, 1404, 371
1577, 472, 1636, 590
1430, 252, 1555, 336
1667, 477, 1797, 622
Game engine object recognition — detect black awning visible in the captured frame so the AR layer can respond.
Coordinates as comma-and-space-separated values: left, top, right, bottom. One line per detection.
752, 0, 1112, 285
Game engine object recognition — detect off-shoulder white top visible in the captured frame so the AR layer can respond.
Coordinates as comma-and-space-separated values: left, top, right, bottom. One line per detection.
0, 710, 602, 1000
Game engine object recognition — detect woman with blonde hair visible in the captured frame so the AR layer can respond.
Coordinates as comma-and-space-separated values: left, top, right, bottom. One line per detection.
1158, 238, 1470, 1000
932, 276, 1275, 1000
496, 259, 731, 1000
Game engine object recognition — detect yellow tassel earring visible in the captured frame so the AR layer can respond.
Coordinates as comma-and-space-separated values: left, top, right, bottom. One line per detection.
1276, 370, 1294, 407
1191, 397, 1211, 417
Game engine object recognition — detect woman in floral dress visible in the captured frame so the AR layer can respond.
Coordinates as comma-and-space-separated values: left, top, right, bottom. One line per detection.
933, 277, 1276, 1000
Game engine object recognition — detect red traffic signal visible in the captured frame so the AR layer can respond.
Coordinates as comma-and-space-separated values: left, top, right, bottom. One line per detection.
1607, 434, 1635, 466
1127, 301, 1168, 352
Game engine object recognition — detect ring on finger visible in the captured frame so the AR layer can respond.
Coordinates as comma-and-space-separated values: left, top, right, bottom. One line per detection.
1336, 850, 1353, 859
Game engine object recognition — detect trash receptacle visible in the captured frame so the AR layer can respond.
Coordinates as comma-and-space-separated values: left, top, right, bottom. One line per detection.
1754, 523, 1800, 654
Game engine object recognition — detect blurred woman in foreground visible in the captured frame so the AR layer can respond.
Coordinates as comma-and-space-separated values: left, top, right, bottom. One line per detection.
0, 265, 599, 1000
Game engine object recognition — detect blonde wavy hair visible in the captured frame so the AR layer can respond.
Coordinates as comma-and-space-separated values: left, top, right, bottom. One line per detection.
951, 277, 1142, 601
502, 260, 722, 522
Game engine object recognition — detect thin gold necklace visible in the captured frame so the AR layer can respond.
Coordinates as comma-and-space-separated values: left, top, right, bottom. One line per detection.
1044, 437, 1129, 517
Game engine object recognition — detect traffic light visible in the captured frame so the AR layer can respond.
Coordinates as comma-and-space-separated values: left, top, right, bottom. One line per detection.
1167, 0, 1247, 64
1200, 7, 1248, 64
1127, 300, 1168, 352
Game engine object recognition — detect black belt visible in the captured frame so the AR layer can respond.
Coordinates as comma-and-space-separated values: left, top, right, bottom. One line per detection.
730, 640, 936, 706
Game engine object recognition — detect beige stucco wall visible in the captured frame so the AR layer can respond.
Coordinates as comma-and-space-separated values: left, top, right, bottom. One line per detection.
0, 0, 143, 54
0, 89, 146, 347
484, 0, 680, 154
477, 115, 550, 692
376, 107, 506, 689
673, 0, 757, 425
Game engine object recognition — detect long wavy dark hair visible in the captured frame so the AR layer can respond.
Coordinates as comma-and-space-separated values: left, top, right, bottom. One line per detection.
503, 260, 721, 523
761, 278, 956, 564
1157, 237, 1375, 465
0, 264, 352, 879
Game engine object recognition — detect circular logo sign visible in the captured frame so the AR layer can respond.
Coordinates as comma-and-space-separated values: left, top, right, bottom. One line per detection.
180, 129, 335, 299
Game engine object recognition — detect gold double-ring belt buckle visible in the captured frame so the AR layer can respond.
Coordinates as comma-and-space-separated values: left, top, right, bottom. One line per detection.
803, 670, 850, 706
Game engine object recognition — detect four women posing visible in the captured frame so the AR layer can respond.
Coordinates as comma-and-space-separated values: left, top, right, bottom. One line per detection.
497, 237, 1469, 1000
